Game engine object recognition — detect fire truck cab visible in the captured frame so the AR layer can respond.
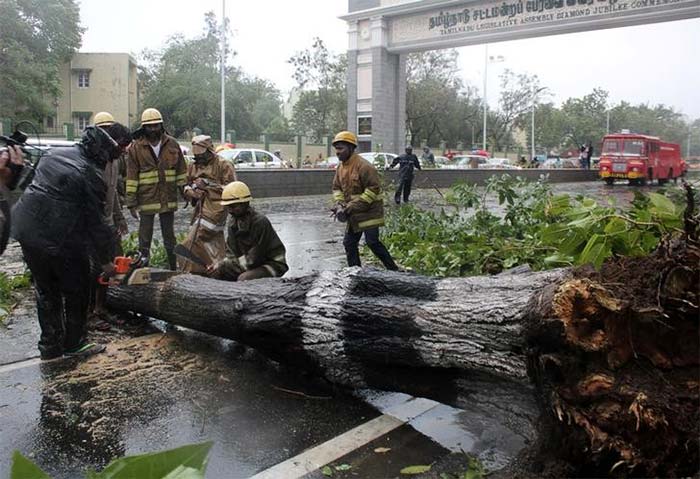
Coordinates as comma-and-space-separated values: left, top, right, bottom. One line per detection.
598, 132, 683, 185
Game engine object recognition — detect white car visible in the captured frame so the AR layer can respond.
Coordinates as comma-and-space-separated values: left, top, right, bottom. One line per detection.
443, 155, 487, 169
479, 157, 520, 169
218, 148, 285, 168
360, 152, 397, 169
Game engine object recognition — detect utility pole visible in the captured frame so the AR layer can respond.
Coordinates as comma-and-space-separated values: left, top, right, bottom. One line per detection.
220, 0, 226, 144
482, 45, 504, 154
483, 45, 488, 152
531, 85, 536, 161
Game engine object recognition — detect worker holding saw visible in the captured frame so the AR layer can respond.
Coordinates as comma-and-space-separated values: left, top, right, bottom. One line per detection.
178, 135, 236, 274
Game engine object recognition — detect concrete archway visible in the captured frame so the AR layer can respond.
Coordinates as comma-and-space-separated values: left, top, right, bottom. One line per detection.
341, 0, 699, 152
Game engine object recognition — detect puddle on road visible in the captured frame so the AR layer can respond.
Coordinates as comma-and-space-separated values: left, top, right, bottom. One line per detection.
357, 390, 521, 471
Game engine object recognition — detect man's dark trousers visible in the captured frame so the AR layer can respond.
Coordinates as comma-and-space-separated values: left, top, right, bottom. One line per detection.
21, 245, 91, 359
394, 177, 413, 204
138, 211, 176, 268
343, 227, 398, 270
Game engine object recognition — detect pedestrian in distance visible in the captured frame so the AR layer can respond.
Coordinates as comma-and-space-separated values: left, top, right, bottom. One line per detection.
207, 181, 288, 281
585, 142, 594, 169
179, 135, 236, 274
421, 146, 435, 168
125, 108, 187, 270
387, 145, 422, 204
331, 131, 399, 271
12, 124, 130, 359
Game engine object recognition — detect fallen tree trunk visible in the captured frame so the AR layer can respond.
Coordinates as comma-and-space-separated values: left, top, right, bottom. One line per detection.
107, 242, 699, 477
108, 267, 565, 438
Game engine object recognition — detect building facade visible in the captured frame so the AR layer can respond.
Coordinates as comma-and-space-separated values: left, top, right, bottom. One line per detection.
45, 52, 138, 134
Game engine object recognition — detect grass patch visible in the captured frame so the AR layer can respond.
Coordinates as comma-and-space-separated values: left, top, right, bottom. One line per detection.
0, 270, 32, 324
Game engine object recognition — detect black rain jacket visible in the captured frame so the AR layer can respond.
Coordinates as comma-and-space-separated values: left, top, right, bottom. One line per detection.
390, 153, 421, 181
11, 127, 116, 264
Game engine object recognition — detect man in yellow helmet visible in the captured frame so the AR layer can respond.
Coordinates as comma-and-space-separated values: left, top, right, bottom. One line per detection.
177, 135, 236, 274
331, 131, 398, 270
207, 181, 288, 281
125, 108, 187, 269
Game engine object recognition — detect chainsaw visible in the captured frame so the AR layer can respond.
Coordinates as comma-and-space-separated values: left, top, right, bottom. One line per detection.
98, 252, 180, 286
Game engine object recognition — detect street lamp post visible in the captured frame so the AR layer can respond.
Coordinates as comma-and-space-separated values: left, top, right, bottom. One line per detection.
482, 45, 504, 153
220, 0, 226, 144
531, 85, 536, 161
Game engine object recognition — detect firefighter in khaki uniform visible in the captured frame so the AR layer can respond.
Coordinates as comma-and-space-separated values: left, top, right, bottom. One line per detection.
179, 135, 236, 274
331, 131, 398, 270
207, 181, 288, 281
125, 108, 187, 269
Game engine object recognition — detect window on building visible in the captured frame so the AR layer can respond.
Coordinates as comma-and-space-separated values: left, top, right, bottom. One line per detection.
74, 113, 90, 131
77, 71, 90, 88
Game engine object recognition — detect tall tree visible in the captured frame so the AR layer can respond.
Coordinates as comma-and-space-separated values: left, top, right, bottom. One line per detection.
406, 49, 482, 148
288, 38, 347, 142
139, 12, 283, 139
559, 88, 609, 149
490, 69, 544, 154
0, 0, 83, 122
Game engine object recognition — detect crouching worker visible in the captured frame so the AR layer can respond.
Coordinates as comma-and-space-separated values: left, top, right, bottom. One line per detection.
207, 181, 288, 281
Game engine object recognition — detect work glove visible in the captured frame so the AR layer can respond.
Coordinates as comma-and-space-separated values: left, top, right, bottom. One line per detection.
335, 207, 348, 223
128, 207, 139, 220
116, 220, 128, 236
101, 262, 116, 276
184, 186, 204, 201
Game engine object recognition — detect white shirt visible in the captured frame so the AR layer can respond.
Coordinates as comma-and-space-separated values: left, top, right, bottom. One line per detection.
150, 141, 162, 158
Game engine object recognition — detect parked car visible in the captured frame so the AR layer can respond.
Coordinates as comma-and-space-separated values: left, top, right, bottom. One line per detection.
359, 152, 397, 169
443, 154, 488, 169
433, 155, 450, 167
218, 148, 285, 168
479, 157, 520, 169
316, 156, 340, 169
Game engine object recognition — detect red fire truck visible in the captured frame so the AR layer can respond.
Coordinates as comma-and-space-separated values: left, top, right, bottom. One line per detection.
598, 132, 684, 185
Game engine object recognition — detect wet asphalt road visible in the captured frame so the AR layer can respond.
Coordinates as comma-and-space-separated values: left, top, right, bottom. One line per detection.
0, 180, 687, 478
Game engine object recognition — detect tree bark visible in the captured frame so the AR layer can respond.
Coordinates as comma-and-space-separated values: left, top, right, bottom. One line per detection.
106, 250, 699, 477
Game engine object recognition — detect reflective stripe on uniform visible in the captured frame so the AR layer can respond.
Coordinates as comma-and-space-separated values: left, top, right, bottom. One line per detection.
139, 201, 178, 213
332, 190, 344, 201
357, 217, 385, 229
138, 171, 159, 180
139, 177, 160, 185
359, 188, 379, 203
126, 179, 138, 193
272, 253, 286, 263
197, 217, 225, 232
263, 264, 277, 277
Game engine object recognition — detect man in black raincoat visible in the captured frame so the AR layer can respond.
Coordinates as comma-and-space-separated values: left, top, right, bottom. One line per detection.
12, 125, 129, 359
387, 145, 421, 204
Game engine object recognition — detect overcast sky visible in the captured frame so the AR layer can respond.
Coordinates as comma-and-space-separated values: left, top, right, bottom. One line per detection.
79, 0, 700, 119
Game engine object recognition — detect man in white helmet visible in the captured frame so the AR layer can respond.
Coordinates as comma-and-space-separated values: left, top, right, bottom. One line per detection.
178, 135, 236, 274
207, 181, 288, 281
125, 108, 187, 269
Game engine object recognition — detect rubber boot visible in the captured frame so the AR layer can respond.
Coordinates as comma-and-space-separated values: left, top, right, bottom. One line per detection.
167, 252, 177, 271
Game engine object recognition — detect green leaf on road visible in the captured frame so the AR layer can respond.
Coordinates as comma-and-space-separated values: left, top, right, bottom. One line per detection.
335, 464, 352, 471
647, 192, 676, 216
91, 442, 213, 479
400, 464, 432, 475
321, 465, 334, 476
10, 452, 51, 479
